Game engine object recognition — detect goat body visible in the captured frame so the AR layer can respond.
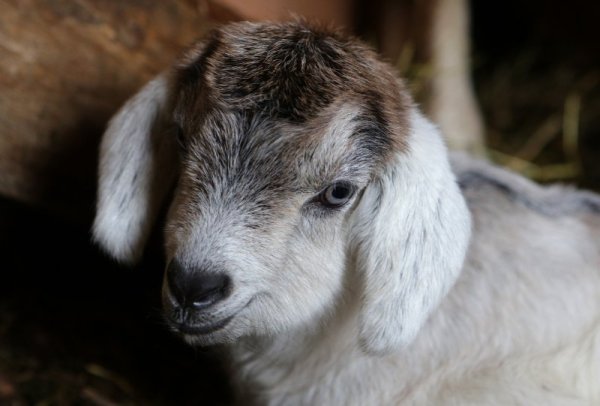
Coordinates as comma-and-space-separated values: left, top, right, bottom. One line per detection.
93, 22, 600, 405
232, 155, 600, 405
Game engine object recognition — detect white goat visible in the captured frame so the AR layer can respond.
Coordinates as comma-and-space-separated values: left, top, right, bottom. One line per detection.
93, 22, 600, 405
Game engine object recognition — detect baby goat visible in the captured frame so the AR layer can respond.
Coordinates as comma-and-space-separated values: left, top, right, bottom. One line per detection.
94, 22, 600, 405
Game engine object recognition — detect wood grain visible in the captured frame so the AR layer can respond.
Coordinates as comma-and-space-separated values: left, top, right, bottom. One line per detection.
0, 0, 215, 223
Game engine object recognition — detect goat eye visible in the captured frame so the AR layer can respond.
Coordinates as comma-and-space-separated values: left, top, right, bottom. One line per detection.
320, 182, 355, 208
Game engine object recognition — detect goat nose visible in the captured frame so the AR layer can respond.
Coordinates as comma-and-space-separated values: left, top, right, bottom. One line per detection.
166, 260, 231, 310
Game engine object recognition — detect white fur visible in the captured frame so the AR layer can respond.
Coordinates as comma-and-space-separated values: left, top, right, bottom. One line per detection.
93, 73, 176, 264
351, 111, 471, 353
94, 74, 600, 405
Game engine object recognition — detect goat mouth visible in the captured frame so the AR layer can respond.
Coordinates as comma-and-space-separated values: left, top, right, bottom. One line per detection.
173, 316, 234, 336
165, 296, 257, 337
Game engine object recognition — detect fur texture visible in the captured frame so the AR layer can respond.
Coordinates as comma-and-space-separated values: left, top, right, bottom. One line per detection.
93, 22, 600, 405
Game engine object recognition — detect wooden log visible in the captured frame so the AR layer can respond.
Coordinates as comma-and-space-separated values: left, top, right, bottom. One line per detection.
0, 0, 216, 223
206, 0, 354, 29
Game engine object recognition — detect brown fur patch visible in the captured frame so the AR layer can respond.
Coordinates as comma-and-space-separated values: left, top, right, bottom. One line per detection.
165, 22, 414, 232
172, 21, 410, 157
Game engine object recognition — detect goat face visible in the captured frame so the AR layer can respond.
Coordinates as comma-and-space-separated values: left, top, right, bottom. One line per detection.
162, 110, 372, 344
162, 23, 409, 346
94, 22, 471, 353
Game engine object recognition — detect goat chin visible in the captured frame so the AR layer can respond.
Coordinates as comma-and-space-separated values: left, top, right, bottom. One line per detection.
93, 21, 600, 405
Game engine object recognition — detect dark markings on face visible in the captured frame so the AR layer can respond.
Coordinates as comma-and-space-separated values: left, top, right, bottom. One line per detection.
351, 90, 392, 165
168, 22, 412, 230
178, 31, 220, 92
214, 26, 349, 123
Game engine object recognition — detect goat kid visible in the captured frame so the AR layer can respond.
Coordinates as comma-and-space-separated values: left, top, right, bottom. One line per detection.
94, 22, 600, 405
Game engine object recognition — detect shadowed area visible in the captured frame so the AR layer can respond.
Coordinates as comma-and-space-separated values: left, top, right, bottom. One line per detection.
0, 198, 232, 405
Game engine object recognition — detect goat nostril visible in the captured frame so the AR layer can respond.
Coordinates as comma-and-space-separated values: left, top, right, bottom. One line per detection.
188, 273, 231, 310
167, 260, 187, 306
166, 260, 231, 310
191, 290, 221, 309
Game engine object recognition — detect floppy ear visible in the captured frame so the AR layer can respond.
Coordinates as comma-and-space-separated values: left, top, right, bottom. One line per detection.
93, 73, 178, 264
351, 110, 472, 354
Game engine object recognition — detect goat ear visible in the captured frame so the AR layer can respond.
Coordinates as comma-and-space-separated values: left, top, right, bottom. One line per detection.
351, 110, 471, 354
93, 73, 177, 264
